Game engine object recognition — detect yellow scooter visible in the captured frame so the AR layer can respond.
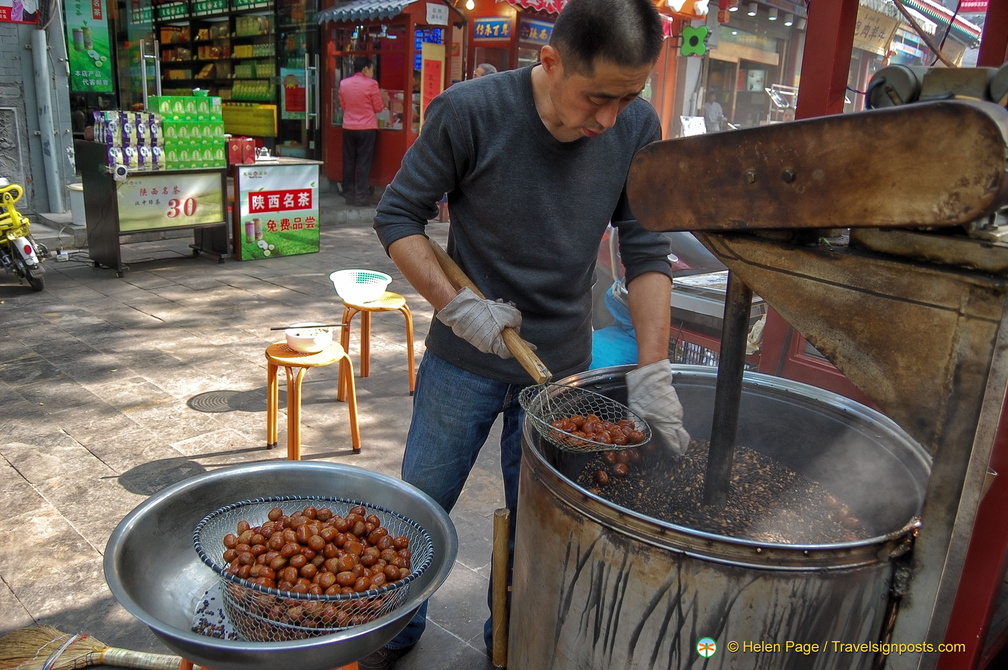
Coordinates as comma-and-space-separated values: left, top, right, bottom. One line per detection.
0, 177, 47, 291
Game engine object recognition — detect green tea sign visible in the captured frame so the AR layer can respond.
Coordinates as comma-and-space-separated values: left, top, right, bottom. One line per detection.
115, 171, 226, 232
235, 163, 320, 260
66, 0, 113, 93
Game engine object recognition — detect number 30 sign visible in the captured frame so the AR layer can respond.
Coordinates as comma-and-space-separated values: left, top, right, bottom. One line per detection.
116, 171, 226, 233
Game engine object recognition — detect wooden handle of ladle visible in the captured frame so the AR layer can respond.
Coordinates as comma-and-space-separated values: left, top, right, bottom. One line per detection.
429, 239, 551, 384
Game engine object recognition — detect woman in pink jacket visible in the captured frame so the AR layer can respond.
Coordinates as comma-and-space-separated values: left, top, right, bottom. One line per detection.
339, 57, 386, 205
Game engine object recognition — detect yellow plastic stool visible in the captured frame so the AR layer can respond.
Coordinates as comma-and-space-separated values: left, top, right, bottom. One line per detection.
265, 341, 360, 459
340, 291, 416, 395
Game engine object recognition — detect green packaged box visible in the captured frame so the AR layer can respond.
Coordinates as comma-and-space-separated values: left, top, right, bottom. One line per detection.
160, 116, 185, 141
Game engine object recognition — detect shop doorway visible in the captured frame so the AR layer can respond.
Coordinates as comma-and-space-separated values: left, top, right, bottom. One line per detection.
473, 46, 508, 75
734, 59, 780, 127
704, 57, 738, 128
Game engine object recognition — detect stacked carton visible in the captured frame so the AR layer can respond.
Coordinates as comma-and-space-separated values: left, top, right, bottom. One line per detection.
148, 94, 227, 169
91, 110, 167, 171
91, 94, 227, 172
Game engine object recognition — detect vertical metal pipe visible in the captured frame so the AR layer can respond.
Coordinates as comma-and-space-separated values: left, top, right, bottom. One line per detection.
140, 39, 149, 111
31, 27, 64, 212
702, 271, 753, 506
140, 39, 162, 112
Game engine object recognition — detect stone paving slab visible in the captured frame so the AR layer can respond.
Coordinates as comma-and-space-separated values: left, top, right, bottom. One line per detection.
1, 198, 500, 670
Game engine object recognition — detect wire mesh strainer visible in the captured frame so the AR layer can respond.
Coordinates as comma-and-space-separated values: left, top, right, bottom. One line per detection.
193, 495, 433, 641
519, 383, 652, 453
428, 239, 651, 454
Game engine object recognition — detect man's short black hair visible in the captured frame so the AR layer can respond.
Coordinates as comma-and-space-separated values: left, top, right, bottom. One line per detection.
353, 56, 373, 74
549, 0, 663, 76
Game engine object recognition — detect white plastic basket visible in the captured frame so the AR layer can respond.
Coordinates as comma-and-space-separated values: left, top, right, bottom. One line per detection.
329, 269, 392, 304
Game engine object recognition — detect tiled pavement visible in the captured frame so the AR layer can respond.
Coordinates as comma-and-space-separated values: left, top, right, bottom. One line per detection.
0, 194, 499, 670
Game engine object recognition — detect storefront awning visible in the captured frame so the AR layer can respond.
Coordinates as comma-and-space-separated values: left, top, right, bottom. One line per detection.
318, 0, 418, 23
501, 0, 565, 15
501, 0, 709, 19
899, 0, 982, 46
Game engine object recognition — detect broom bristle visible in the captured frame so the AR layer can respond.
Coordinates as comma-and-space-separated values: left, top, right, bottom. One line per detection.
0, 625, 107, 670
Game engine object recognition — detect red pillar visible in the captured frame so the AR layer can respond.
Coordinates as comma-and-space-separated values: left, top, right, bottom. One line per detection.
792, 0, 859, 120
975, 0, 1008, 68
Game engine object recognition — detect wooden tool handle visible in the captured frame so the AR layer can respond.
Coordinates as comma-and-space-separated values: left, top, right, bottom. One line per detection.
491, 508, 511, 668
429, 239, 551, 384
101, 647, 198, 669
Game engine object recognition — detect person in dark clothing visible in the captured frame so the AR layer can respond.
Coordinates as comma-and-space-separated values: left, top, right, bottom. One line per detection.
363, 0, 689, 667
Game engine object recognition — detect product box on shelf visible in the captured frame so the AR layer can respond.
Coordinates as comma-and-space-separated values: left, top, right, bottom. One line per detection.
149, 94, 223, 118
227, 138, 244, 165
92, 109, 166, 171
162, 139, 227, 170
93, 113, 226, 172
226, 137, 259, 165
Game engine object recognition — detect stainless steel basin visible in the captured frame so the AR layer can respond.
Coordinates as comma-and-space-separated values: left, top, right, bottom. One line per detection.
104, 461, 458, 670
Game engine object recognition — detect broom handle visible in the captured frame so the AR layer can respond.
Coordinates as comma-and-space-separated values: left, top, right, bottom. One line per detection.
429, 239, 551, 384
99, 648, 197, 669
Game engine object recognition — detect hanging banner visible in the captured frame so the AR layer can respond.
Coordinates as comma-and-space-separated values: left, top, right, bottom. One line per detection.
280, 68, 307, 120
0, 0, 39, 23
66, 0, 114, 93
419, 42, 444, 130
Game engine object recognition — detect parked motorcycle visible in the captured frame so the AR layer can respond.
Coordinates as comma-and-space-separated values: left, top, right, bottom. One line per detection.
0, 177, 47, 291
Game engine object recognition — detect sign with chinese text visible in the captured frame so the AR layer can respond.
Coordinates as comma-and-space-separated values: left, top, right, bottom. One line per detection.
235, 163, 320, 260
959, 0, 987, 12
419, 42, 444, 130
473, 17, 512, 41
426, 2, 448, 25
450, 37, 463, 82
116, 171, 226, 233
65, 0, 114, 93
280, 67, 306, 120
0, 0, 39, 23
854, 6, 899, 57
518, 18, 552, 46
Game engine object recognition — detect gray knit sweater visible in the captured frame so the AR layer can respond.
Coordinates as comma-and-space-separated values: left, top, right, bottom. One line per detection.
374, 65, 672, 385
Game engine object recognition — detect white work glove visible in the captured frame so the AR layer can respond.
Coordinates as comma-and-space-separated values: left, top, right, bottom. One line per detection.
437, 286, 521, 359
626, 360, 691, 457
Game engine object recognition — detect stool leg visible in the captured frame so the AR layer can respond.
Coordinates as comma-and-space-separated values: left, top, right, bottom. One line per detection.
266, 360, 279, 449
339, 306, 357, 402
360, 312, 372, 378
286, 366, 308, 460
400, 305, 416, 395
341, 356, 361, 452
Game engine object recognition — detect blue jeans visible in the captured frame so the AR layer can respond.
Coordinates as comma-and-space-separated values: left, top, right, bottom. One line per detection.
387, 352, 525, 651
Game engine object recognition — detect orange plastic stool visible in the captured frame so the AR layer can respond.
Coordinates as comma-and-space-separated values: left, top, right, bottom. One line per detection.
340, 291, 416, 395
265, 341, 360, 458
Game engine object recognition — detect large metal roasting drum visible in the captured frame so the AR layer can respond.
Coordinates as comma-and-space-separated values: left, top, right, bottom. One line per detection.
104, 461, 458, 670
509, 365, 929, 670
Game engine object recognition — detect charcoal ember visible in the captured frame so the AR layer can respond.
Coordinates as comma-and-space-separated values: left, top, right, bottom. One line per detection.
576, 439, 869, 544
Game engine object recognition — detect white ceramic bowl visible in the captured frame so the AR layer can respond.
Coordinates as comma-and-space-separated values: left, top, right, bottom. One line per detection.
284, 323, 333, 353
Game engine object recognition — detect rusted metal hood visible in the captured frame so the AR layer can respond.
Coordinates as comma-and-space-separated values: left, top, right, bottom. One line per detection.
628, 100, 1008, 233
